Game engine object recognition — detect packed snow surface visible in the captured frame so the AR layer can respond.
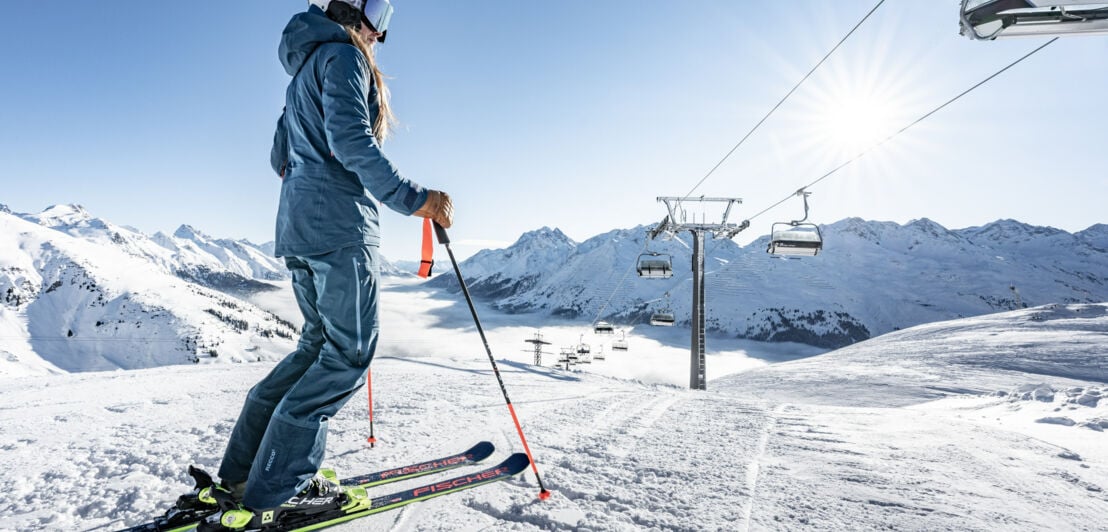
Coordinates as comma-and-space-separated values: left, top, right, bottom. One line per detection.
0, 279, 1105, 530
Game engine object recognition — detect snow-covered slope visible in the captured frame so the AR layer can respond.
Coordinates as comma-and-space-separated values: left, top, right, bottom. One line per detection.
716, 303, 1108, 406
0, 205, 424, 376
431, 218, 1108, 348
0, 211, 297, 376
0, 285, 1104, 531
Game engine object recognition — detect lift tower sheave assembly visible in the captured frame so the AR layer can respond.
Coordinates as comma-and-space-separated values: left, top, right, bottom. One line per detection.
649, 197, 748, 390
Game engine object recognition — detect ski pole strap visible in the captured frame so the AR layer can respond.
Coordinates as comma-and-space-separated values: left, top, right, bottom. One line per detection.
417, 217, 434, 278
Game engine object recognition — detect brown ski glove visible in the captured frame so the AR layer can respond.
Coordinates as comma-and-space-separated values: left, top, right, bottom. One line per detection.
413, 189, 453, 229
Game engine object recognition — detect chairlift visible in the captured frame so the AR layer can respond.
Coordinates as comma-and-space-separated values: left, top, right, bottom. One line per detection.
650, 293, 676, 327
557, 347, 574, 370
768, 191, 822, 257
612, 330, 629, 351
594, 345, 606, 361
637, 252, 673, 279
960, 0, 1108, 40
650, 312, 676, 327
593, 321, 614, 334
576, 335, 591, 355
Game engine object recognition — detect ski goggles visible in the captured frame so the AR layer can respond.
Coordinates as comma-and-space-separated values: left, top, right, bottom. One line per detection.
361, 0, 394, 42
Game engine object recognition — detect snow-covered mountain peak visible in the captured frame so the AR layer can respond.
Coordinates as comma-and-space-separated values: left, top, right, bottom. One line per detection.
0, 204, 10, 214
906, 217, 955, 238
1080, 223, 1108, 235
173, 224, 212, 242
827, 217, 893, 243
1077, 223, 1108, 250
27, 204, 98, 229
964, 218, 1066, 244
512, 226, 577, 253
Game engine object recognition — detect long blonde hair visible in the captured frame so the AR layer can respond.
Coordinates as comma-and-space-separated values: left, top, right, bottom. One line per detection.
345, 27, 397, 142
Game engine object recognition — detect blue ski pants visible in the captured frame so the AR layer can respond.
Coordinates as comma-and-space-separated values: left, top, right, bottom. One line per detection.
218, 245, 379, 509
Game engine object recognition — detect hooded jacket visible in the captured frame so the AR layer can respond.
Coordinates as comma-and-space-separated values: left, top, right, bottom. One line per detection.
271, 5, 427, 257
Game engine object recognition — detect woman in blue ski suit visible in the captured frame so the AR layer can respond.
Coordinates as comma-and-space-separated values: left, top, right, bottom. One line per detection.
215, 0, 453, 512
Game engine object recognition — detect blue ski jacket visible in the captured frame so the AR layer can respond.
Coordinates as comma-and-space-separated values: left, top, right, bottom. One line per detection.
270, 5, 427, 257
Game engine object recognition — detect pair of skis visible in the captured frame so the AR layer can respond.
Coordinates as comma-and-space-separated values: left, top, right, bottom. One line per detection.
115, 442, 529, 532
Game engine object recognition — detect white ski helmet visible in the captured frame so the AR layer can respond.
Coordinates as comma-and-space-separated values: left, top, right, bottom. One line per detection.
309, 0, 394, 42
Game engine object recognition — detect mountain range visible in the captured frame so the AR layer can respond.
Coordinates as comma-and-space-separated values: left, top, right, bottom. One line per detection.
2, 203, 1105, 377
0, 204, 408, 377
429, 218, 1108, 348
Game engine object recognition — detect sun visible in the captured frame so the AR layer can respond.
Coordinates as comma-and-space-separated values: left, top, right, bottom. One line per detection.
813, 90, 903, 155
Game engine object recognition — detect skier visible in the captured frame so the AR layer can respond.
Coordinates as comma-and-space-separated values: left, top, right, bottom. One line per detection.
201, 0, 453, 528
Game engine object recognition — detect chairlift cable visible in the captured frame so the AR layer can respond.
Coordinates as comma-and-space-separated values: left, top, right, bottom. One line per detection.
680, 0, 887, 201
744, 37, 1059, 225
590, 236, 651, 326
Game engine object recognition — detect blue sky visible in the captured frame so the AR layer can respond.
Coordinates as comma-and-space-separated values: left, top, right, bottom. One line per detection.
1, 1, 1105, 262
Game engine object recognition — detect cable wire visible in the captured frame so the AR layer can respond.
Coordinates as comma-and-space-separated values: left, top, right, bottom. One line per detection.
681, 0, 887, 200
744, 37, 1059, 224
590, 235, 651, 325
586, 2, 887, 331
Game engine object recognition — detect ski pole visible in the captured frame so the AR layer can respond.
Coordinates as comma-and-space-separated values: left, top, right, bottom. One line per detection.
366, 369, 377, 447
433, 222, 551, 501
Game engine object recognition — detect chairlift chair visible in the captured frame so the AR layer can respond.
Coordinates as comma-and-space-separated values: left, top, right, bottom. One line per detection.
557, 347, 573, 369
612, 330, 629, 351
650, 292, 676, 327
960, 0, 1108, 40
637, 252, 674, 279
767, 191, 823, 257
594, 345, 606, 361
593, 321, 614, 334
768, 223, 823, 256
650, 311, 676, 327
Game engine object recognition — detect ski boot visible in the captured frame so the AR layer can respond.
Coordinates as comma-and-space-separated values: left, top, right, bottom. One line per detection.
141, 466, 228, 528
197, 469, 351, 531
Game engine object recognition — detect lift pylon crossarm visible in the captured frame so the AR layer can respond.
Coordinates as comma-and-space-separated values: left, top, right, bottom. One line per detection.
960, 0, 1108, 40
653, 197, 747, 240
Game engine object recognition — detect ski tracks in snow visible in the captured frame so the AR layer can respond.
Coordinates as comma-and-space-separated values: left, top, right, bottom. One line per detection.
497, 381, 780, 531
596, 392, 684, 459
738, 402, 787, 532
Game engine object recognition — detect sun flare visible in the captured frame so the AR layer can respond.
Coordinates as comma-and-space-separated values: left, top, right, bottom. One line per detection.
814, 91, 903, 154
